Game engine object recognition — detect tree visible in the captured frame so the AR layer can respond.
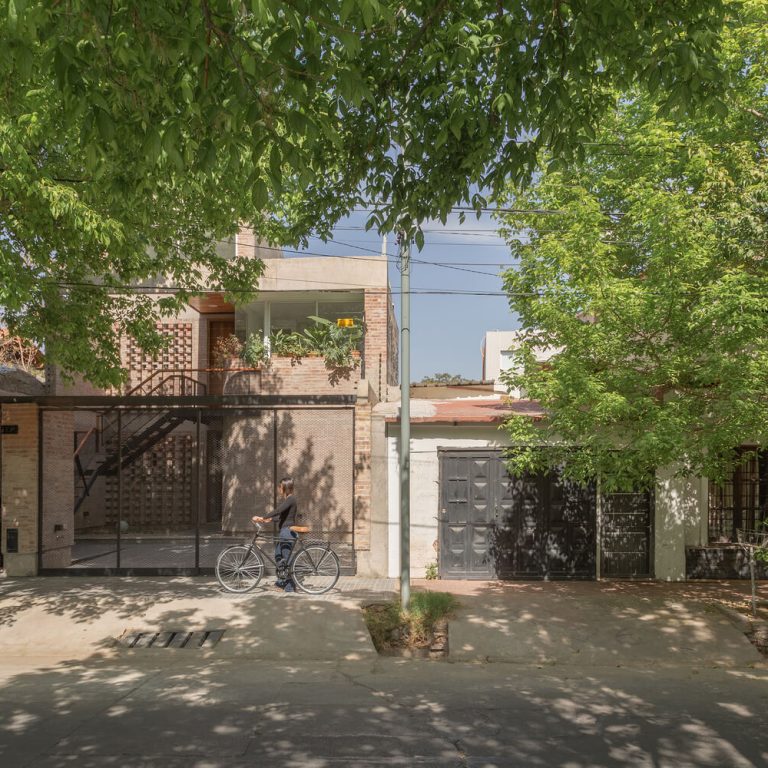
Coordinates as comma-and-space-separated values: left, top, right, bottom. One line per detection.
417, 373, 472, 386
1, 1, 731, 385
0, 329, 43, 374
496, 2, 768, 490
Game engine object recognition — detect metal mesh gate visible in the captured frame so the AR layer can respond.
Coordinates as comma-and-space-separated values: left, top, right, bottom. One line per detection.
40, 405, 356, 573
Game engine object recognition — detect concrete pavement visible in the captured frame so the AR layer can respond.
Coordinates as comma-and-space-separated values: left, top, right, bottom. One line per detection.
0, 576, 765, 667
1, 576, 767, 766
422, 580, 766, 667
2, 655, 767, 767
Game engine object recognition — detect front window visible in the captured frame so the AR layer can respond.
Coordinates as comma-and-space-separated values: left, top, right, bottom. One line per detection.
708, 449, 768, 542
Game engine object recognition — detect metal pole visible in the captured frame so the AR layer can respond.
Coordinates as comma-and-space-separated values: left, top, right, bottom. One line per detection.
399, 233, 411, 610
116, 410, 122, 569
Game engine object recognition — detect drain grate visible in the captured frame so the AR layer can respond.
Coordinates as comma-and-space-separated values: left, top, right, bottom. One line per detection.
118, 629, 225, 649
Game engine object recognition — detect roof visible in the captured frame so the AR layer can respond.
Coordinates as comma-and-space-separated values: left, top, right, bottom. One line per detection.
376, 397, 544, 425
0, 368, 46, 396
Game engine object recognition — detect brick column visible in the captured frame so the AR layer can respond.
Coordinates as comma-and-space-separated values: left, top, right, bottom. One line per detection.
1, 404, 40, 576
363, 289, 389, 401
354, 401, 372, 556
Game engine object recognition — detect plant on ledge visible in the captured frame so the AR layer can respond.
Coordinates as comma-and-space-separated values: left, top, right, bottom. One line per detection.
241, 317, 364, 373
211, 334, 243, 367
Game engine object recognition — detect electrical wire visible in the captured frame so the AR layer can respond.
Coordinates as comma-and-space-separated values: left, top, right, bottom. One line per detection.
43, 278, 520, 297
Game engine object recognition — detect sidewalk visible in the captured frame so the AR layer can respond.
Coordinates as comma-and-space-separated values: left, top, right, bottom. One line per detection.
0, 575, 397, 661
2, 576, 767, 767
417, 579, 766, 667
0, 575, 764, 668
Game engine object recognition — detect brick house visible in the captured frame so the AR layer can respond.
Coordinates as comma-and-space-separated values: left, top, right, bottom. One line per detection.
0, 234, 398, 577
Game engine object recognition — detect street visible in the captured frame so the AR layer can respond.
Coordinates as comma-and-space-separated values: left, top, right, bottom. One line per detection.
2, 655, 767, 767
1, 577, 766, 767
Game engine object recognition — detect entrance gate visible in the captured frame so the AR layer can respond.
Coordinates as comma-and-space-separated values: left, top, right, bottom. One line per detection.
439, 450, 653, 580
40, 404, 356, 574
439, 450, 596, 580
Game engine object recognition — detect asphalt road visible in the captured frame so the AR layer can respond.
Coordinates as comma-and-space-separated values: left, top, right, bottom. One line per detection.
2, 654, 767, 767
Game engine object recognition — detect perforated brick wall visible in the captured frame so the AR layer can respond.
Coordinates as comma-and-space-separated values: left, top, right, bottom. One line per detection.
123, 322, 193, 390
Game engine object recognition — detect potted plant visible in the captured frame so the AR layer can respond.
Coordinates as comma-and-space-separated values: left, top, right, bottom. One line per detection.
211, 334, 243, 369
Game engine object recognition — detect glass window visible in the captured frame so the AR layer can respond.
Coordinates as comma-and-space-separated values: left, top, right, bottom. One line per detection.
270, 302, 318, 333
317, 299, 364, 325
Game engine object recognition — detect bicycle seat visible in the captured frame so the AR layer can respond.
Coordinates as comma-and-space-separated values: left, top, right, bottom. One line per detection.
290, 526, 310, 533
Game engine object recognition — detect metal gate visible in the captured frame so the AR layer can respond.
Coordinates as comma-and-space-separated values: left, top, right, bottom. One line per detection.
600, 490, 653, 578
40, 404, 356, 574
439, 450, 596, 580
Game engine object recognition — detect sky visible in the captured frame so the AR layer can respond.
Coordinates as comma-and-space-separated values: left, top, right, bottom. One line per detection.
301, 210, 520, 383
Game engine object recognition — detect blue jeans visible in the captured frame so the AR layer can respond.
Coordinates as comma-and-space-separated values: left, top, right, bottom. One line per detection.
275, 528, 297, 586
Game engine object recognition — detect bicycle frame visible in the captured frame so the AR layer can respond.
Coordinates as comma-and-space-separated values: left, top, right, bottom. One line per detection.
243, 524, 331, 571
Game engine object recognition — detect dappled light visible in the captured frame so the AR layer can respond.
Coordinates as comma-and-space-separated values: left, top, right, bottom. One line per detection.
1, 578, 767, 765
414, 579, 765, 667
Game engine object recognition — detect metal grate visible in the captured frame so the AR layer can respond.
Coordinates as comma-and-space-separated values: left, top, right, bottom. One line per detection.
118, 629, 225, 649
709, 450, 768, 543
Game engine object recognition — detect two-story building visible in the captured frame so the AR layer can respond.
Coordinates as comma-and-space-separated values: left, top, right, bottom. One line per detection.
0, 233, 398, 577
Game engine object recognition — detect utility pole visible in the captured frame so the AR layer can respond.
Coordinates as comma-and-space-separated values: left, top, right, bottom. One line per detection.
398, 231, 411, 610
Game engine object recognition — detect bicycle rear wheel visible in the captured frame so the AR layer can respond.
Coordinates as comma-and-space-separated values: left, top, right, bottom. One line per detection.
216, 545, 265, 593
291, 545, 341, 594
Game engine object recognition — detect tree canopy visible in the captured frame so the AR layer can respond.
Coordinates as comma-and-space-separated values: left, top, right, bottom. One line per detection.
417, 373, 473, 386
497, 1, 768, 489
1, 0, 731, 384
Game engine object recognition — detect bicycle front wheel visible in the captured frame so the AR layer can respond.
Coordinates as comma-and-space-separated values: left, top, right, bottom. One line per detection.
216, 545, 265, 593
291, 545, 341, 595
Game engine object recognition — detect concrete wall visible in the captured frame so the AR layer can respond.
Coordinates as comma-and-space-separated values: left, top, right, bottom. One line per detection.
1, 404, 39, 575
482, 330, 521, 383
654, 468, 708, 581
257, 256, 388, 292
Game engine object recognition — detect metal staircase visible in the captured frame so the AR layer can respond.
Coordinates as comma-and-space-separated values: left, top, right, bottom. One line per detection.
74, 372, 206, 514
74, 409, 196, 513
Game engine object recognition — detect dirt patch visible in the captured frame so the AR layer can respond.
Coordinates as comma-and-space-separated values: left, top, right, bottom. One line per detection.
363, 594, 456, 660
710, 597, 768, 655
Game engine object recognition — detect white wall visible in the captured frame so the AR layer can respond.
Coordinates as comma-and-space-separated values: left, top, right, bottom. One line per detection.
654, 467, 708, 581
386, 425, 511, 578
482, 330, 558, 395
385, 426, 710, 580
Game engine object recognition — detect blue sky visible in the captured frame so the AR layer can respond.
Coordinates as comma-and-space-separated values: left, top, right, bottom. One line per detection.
303, 210, 519, 382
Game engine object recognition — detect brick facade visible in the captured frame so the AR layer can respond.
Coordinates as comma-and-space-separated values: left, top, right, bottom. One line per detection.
364, 290, 391, 401
354, 402, 372, 551
223, 355, 360, 396
1, 404, 40, 575
123, 322, 194, 390
40, 411, 75, 567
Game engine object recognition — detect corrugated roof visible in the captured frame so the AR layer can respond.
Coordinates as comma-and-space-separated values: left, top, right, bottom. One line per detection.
377, 397, 544, 424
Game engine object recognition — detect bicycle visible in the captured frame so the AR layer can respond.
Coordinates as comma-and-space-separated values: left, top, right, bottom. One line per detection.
215, 522, 341, 595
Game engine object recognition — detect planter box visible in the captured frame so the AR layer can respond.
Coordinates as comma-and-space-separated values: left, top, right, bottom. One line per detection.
686, 546, 768, 580
223, 355, 360, 396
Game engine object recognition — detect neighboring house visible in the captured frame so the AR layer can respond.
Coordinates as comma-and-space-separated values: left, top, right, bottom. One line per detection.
482, 330, 558, 395
0, 230, 398, 577
375, 332, 765, 582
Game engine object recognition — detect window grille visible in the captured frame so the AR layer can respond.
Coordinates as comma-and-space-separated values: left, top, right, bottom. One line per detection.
709, 449, 768, 542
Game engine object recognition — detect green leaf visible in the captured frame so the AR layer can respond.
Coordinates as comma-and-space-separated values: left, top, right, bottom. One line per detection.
252, 177, 268, 208
143, 128, 162, 163
95, 109, 115, 142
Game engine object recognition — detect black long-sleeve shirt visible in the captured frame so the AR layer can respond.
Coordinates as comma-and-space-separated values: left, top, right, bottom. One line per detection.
263, 495, 298, 529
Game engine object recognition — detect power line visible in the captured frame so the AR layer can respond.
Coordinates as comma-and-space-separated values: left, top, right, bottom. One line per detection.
45, 279, 519, 297
226, 237, 508, 278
